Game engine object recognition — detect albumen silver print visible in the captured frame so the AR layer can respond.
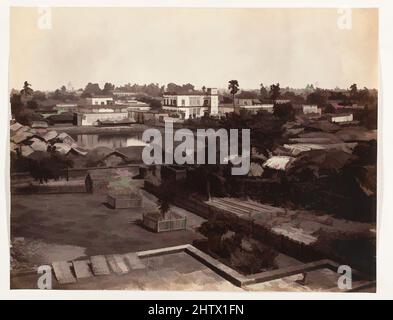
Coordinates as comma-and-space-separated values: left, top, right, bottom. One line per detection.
7, 5, 378, 293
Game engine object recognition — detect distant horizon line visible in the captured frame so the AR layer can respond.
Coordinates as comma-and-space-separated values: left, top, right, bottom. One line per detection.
9, 82, 378, 93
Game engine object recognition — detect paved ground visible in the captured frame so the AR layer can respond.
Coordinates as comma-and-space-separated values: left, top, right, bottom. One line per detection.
62, 252, 243, 291
244, 268, 374, 292
11, 251, 243, 291
11, 190, 206, 269
11, 250, 373, 291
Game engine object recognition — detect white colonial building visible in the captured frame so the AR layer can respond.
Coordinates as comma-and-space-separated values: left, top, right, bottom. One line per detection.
75, 101, 131, 126
303, 104, 322, 115
162, 88, 219, 119
86, 96, 114, 106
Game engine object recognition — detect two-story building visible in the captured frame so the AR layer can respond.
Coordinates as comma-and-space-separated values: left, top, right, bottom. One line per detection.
162, 88, 219, 119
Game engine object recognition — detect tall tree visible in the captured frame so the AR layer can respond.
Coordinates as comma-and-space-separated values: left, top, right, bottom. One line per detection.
228, 80, 239, 106
259, 83, 268, 100
357, 87, 374, 105
10, 93, 23, 116
82, 82, 102, 97
156, 182, 174, 220
306, 88, 328, 107
102, 82, 115, 95
269, 83, 281, 101
53, 89, 65, 101
20, 81, 33, 96
349, 83, 358, 100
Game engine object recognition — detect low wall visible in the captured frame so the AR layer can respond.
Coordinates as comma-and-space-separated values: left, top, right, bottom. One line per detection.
11, 164, 142, 182
137, 244, 373, 290
78, 112, 129, 126
12, 180, 87, 194
107, 194, 142, 209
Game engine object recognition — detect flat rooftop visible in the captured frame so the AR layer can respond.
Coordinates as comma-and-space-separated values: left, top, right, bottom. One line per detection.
11, 245, 375, 292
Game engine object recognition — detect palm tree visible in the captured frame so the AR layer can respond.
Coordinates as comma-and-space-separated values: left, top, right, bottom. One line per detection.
228, 80, 239, 106
156, 182, 174, 220
20, 81, 33, 96
157, 198, 170, 220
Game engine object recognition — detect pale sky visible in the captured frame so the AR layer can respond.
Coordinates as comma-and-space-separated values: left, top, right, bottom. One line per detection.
9, 7, 378, 92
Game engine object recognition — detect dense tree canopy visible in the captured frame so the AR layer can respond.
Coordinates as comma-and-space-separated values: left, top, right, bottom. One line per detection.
259, 83, 269, 100
273, 102, 295, 121
306, 88, 329, 107
269, 83, 281, 100
82, 82, 102, 97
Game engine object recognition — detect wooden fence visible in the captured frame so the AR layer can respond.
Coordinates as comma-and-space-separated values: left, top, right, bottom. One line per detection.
143, 212, 187, 233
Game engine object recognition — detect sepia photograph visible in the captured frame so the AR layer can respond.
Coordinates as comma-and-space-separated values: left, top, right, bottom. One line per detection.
6, 5, 379, 294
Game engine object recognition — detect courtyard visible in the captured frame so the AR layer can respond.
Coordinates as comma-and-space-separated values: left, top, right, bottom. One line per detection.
10, 190, 206, 270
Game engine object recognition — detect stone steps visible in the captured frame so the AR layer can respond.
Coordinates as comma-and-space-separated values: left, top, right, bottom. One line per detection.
52, 252, 146, 285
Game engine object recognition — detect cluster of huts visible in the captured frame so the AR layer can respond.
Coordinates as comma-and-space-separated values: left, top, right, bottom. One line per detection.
10, 121, 87, 159
10, 121, 146, 172
247, 116, 377, 178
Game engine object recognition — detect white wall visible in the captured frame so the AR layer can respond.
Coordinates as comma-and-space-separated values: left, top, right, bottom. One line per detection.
235, 104, 274, 114
331, 114, 353, 123
163, 88, 218, 116
209, 96, 219, 114
80, 112, 129, 126
303, 105, 321, 115
162, 106, 209, 119
87, 97, 113, 105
